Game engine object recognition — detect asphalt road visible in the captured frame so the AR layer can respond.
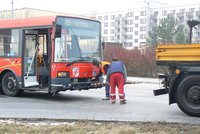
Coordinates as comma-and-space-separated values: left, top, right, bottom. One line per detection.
0, 77, 199, 124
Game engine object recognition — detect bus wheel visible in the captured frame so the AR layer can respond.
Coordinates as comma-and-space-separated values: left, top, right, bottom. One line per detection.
1, 72, 20, 97
176, 75, 200, 117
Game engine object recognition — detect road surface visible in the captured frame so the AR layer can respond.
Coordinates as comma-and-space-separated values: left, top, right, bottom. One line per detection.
0, 77, 199, 124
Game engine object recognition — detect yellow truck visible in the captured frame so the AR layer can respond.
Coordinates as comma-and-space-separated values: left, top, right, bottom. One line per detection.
154, 20, 200, 117
154, 44, 200, 116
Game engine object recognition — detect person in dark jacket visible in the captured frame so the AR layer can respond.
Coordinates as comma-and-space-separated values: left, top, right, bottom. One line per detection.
102, 63, 110, 100
107, 58, 127, 104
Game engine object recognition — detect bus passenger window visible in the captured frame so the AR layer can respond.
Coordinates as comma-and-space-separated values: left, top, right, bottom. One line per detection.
0, 29, 20, 57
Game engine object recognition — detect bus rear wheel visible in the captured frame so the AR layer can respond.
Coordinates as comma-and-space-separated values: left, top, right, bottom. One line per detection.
1, 72, 20, 97
176, 75, 200, 117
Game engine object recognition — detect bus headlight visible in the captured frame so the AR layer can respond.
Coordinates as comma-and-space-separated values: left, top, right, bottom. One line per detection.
57, 71, 69, 78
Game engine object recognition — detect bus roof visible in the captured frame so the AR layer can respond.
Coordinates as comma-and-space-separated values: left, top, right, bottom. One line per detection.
0, 16, 57, 29
0, 15, 99, 29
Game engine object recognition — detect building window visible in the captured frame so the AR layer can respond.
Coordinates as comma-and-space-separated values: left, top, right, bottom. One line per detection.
111, 15, 115, 19
110, 29, 114, 34
117, 28, 120, 32
188, 16, 193, 20
110, 22, 114, 26
135, 24, 139, 27
140, 34, 146, 39
198, 25, 200, 29
103, 36, 108, 41
128, 20, 133, 24
189, 8, 195, 12
179, 9, 185, 13
110, 36, 114, 41
179, 17, 184, 22
104, 30, 108, 34
135, 16, 139, 20
104, 15, 108, 20
170, 10, 176, 13
104, 22, 108, 27
129, 43, 133, 47
125, 42, 133, 47
154, 12, 158, 15
140, 19, 146, 24
122, 20, 127, 25
140, 11, 146, 16
98, 16, 102, 20
123, 28, 127, 32
0, 29, 20, 57
124, 43, 128, 47
127, 35, 133, 39
127, 27, 133, 32
135, 31, 138, 35
140, 26, 146, 31
123, 35, 127, 39
162, 11, 167, 16
115, 20, 120, 25
135, 39, 138, 43
118, 14, 122, 17
128, 12, 133, 17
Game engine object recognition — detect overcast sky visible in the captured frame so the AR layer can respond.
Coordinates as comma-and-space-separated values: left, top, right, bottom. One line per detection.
1, 0, 200, 15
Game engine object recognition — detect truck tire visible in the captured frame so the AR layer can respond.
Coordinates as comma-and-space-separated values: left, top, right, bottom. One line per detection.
176, 75, 200, 117
1, 72, 20, 97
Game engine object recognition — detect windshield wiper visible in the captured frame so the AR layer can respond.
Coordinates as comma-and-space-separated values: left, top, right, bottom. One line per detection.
66, 57, 99, 66
66, 58, 90, 66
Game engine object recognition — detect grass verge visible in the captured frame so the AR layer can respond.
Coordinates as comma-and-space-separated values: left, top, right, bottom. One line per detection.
0, 119, 200, 134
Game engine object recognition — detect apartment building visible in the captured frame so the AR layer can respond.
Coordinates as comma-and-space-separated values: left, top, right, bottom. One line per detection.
95, 10, 134, 49
0, 8, 69, 19
151, 4, 200, 43
96, 3, 200, 49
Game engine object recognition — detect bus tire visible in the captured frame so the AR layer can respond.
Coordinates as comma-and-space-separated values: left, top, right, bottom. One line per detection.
176, 75, 200, 117
1, 72, 20, 97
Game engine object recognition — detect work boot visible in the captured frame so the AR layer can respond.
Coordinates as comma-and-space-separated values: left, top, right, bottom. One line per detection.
102, 97, 110, 101
111, 100, 116, 104
120, 100, 126, 104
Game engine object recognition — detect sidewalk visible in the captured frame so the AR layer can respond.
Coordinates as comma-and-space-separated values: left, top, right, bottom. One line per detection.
127, 77, 160, 84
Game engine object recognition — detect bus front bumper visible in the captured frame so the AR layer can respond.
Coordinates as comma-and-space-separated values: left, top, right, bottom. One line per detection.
50, 78, 106, 91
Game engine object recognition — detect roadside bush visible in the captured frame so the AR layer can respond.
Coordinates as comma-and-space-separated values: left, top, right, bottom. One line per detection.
103, 45, 167, 78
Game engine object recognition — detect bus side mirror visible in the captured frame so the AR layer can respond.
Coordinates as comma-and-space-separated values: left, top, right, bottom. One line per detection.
55, 25, 62, 38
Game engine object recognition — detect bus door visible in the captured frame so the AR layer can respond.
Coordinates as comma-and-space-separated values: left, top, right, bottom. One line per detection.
23, 30, 39, 87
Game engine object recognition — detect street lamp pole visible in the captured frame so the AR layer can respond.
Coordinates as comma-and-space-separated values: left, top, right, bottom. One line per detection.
11, 0, 14, 18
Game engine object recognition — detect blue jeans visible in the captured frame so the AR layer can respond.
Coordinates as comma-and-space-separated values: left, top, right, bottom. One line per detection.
105, 85, 110, 97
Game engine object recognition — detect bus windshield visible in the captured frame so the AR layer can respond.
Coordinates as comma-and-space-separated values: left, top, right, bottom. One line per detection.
54, 17, 101, 62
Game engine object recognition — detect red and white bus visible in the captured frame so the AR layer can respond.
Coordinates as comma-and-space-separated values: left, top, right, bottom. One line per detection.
0, 15, 104, 96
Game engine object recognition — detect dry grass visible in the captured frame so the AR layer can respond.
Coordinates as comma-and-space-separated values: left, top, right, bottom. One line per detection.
0, 120, 200, 134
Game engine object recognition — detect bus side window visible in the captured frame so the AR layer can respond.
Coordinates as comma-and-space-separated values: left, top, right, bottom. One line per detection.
0, 29, 20, 57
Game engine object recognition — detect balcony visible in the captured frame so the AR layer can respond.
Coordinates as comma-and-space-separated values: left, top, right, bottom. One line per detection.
114, 21, 120, 28
186, 12, 193, 17
114, 31, 120, 35
176, 12, 184, 17
150, 14, 157, 19
167, 13, 175, 17
196, 11, 200, 16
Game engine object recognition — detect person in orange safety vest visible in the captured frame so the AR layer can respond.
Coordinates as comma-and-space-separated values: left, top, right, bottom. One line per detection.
101, 61, 111, 100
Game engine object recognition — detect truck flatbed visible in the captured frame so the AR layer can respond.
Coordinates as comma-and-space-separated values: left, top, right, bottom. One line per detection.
156, 44, 200, 66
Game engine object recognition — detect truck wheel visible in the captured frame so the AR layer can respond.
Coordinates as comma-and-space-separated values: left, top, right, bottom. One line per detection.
176, 75, 200, 117
1, 72, 20, 97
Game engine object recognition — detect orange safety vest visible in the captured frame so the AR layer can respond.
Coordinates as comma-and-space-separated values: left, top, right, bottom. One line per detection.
101, 61, 110, 75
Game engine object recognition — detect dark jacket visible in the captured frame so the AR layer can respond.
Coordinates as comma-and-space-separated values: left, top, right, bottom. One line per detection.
107, 61, 127, 82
